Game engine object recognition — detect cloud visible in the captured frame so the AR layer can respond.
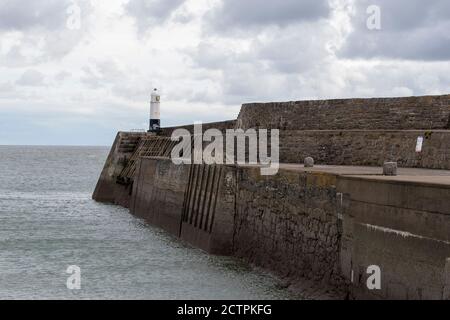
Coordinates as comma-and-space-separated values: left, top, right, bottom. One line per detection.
0, 82, 14, 93
0, 0, 95, 68
55, 71, 71, 82
188, 2, 338, 104
80, 60, 126, 89
125, 0, 186, 32
16, 69, 46, 86
339, 0, 450, 60
1, 45, 29, 68
182, 0, 343, 106
206, 0, 330, 33
253, 24, 334, 74
0, 0, 71, 31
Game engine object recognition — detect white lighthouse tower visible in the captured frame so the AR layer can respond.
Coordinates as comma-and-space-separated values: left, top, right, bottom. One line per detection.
148, 88, 161, 133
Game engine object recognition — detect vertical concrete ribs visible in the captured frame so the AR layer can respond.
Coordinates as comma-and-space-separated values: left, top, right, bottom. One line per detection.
182, 164, 223, 234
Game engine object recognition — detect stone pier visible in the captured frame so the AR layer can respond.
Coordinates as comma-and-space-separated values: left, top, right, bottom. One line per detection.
93, 94, 450, 300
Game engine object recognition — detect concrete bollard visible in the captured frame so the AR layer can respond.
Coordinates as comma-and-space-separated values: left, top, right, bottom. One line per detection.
383, 162, 398, 176
304, 157, 315, 168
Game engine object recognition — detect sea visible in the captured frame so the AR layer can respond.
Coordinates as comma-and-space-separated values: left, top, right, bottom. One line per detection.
0, 146, 296, 300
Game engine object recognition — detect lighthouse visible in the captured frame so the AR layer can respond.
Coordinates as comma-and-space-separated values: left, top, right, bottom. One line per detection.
148, 88, 161, 133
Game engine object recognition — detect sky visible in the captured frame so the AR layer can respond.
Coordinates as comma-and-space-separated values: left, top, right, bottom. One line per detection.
0, 0, 449, 146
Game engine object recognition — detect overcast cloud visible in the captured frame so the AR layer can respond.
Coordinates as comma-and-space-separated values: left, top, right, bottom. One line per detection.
0, 0, 449, 145
126, 0, 186, 32
206, 0, 330, 32
0, 0, 70, 30
339, 0, 450, 60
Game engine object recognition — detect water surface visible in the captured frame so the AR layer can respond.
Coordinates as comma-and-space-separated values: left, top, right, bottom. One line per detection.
0, 146, 295, 300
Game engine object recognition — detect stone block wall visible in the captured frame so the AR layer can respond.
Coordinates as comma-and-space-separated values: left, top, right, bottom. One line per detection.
160, 120, 237, 136
237, 95, 450, 131
279, 130, 450, 169
235, 95, 450, 170
233, 167, 346, 290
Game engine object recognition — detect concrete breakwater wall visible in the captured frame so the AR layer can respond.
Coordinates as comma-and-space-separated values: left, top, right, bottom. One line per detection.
93, 94, 450, 299
92, 132, 145, 206
109, 155, 348, 297
93, 136, 450, 299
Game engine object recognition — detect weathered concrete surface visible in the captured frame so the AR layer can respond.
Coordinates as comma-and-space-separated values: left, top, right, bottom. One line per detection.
338, 175, 450, 300
130, 158, 236, 255
130, 157, 190, 236
92, 131, 145, 207
180, 164, 236, 255
347, 223, 449, 299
